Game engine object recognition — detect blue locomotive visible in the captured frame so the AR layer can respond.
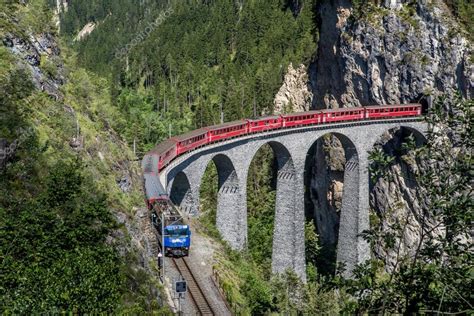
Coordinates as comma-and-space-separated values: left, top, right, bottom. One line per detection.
149, 198, 191, 257
163, 223, 191, 257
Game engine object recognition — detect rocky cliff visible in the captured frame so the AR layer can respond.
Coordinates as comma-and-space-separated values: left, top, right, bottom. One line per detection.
285, 0, 473, 270
310, 0, 473, 108
274, 63, 313, 113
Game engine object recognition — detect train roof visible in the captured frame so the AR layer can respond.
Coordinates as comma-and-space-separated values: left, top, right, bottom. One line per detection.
165, 224, 189, 229
204, 120, 247, 131
280, 110, 322, 117
246, 115, 280, 122
323, 107, 365, 113
148, 139, 176, 156
364, 103, 420, 109
143, 173, 167, 200
172, 128, 208, 142
142, 153, 159, 173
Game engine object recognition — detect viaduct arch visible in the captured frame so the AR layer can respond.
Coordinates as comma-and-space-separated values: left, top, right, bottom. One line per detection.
160, 119, 427, 278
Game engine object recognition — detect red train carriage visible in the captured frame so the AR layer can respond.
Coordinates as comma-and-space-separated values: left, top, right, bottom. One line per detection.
173, 128, 208, 155
246, 116, 282, 133
150, 139, 177, 172
205, 120, 248, 142
365, 104, 421, 119
281, 111, 322, 128
322, 107, 365, 123
144, 103, 422, 175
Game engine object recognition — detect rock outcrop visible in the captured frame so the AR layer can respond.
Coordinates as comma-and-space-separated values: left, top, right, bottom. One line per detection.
311, 0, 473, 108
3, 32, 65, 100
74, 22, 96, 41
274, 63, 313, 113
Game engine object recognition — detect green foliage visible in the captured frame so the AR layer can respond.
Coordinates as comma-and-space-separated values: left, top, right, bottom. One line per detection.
1, 159, 122, 313
1, 6, 164, 310
114, 88, 194, 154
304, 220, 321, 282
60, 0, 318, 151
0, 47, 34, 140
199, 161, 220, 239
246, 145, 276, 273
214, 248, 343, 315
2, 0, 57, 35
350, 0, 387, 21
348, 94, 473, 314
445, 0, 474, 41
368, 147, 395, 183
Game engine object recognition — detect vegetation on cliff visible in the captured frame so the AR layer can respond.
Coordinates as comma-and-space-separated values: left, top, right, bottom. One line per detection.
360, 94, 473, 314
1, 1, 168, 313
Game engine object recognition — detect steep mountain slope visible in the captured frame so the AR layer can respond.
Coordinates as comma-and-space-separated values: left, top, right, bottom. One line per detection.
0, 1, 168, 312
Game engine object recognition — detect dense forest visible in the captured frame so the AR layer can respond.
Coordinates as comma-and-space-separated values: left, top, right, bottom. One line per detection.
1, 0, 472, 313
60, 0, 317, 154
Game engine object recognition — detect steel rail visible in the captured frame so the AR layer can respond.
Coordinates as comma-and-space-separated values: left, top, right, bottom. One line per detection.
173, 257, 215, 315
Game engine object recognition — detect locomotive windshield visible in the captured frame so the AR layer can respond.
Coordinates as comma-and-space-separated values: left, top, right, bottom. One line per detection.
164, 225, 189, 237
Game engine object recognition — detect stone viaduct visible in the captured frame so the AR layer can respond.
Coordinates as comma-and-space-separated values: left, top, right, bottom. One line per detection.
158, 118, 427, 279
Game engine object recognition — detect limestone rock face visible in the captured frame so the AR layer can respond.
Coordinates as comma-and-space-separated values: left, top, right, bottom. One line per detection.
3, 32, 65, 100
273, 63, 312, 114
311, 0, 473, 108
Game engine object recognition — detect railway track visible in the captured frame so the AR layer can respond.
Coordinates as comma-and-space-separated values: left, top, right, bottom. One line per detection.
173, 257, 215, 315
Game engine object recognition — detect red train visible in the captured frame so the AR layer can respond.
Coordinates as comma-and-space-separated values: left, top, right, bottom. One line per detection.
146, 104, 421, 172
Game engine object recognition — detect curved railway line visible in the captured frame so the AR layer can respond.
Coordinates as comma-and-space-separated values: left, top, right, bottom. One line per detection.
172, 257, 215, 315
